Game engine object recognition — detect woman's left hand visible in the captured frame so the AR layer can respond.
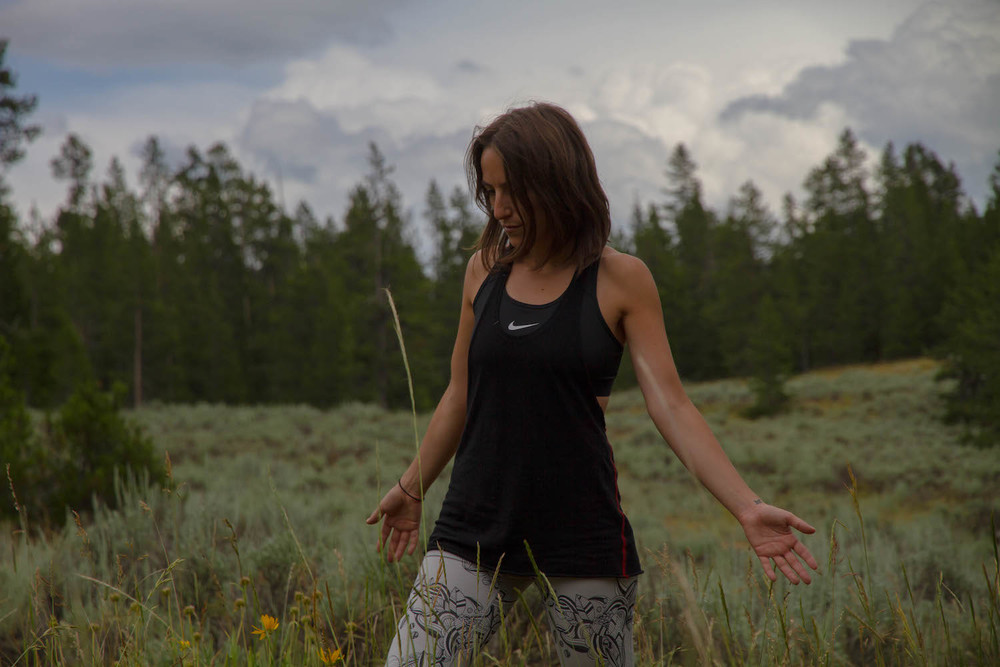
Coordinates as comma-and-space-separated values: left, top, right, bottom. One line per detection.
738, 503, 820, 584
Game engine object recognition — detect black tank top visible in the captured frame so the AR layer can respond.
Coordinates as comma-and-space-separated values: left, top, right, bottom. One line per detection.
429, 260, 642, 577
493, 263, 624, 396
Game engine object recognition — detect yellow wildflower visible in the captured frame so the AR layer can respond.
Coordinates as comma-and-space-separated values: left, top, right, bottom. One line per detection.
318, 647, 343, 664
251, 614, 279, 639
179, 640, 191, 650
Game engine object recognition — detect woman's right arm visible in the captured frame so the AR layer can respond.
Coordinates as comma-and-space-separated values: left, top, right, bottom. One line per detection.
365, 252, 486, 562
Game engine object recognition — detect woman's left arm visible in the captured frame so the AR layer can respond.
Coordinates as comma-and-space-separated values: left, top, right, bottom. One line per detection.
611, 254, 820, 584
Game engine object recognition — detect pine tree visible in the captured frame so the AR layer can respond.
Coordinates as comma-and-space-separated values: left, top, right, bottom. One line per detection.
800, 128, 882, 365
50, 134, 94, 211
0, 200, 30, 375
423, 181, 480, 398
660, 144, 722, 379
335, 144, 432, 408
171, 144, 245, 401
938, 246, 1000, 447
0, 40, 41, 183
0, 335, 38, 520
0, 39, 40, 345
937, 154, 1000, 447
743, 292, 793, 418
709, 180, 771, 376
295, 203, 355, 406
136, 137, 182, 402
770, 193, 812, 372
876, 142, 966, 358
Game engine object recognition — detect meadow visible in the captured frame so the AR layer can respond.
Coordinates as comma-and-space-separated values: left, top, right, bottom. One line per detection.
1, 358, 998, 665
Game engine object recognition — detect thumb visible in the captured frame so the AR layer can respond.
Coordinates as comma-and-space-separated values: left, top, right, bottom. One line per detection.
366, 507, 382, 525
787, 512, 815, 534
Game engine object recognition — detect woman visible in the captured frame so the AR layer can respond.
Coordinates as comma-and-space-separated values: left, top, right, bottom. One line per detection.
367, 102, 818, 666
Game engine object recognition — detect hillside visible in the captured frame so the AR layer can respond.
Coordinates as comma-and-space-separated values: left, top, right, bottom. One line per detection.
2, 358, 998, 665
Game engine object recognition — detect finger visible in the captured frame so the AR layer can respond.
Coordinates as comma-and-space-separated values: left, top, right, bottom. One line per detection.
366, 507, 381, 524
787, 513, 816, 535
787, 552, 813, 584
406, 529, 419, 556
393, 530, 408, 562
773, 555, 801, 585
758, 556, 777, 582
794, 540, 820, 571
387, 528, 402, 562
378, 520, 392, 553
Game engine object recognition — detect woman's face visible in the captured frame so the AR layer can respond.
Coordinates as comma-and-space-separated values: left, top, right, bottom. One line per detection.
481, 146, 526, 247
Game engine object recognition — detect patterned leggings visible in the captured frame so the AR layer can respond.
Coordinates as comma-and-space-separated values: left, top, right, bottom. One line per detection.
385, 550, 637, 667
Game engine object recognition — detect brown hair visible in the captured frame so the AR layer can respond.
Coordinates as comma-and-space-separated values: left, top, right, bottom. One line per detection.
467, 102, 611, 271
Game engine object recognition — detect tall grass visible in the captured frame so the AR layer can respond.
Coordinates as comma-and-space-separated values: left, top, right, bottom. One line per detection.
1, 355, 998, 665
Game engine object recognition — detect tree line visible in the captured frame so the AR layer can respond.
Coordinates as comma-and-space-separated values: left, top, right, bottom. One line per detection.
3, 134, 478, 410
1, 42, 998, 443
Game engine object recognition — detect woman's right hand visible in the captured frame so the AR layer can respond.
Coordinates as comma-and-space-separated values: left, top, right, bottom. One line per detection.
362, 254, 482, 563
366, 482, 423, 562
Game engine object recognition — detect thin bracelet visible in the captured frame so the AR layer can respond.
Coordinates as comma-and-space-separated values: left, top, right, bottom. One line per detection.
398, 478, 422, 503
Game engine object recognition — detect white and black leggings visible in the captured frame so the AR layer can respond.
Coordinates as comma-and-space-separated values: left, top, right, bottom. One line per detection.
385, 550, 637, 667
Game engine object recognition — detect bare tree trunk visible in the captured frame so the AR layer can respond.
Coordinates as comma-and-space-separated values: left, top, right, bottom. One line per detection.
133, 304, 143, 408
375, 220, 388, 407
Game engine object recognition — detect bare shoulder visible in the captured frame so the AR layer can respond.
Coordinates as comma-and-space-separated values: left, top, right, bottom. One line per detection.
600, 246, 657, 295
596, 247, 660, 339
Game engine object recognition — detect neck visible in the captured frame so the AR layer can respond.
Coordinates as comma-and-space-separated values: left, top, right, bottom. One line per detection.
519, 239, 574, 273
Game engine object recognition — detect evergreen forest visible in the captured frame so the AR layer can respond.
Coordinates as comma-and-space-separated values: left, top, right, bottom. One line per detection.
1, 40, 999, 444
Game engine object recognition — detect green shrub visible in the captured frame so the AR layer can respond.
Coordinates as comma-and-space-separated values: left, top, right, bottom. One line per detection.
938, 245, 1000, 447
2, 360, 167, 524
0, 336, 43, 521
44, 381, 167, 519
742, 293, 792, 419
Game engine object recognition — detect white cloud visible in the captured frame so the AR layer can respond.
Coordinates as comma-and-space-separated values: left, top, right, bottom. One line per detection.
238, 98, 385, 190
582, 119, 671, 227
269, 46, 440, 110
700, 104, 869, 213
7, 0, 995, 245
4, 78, 259, 222
720, 0, 1000, 206
586, 63, 715, 143
4, 131, 67, 224
232, 26, 925, 238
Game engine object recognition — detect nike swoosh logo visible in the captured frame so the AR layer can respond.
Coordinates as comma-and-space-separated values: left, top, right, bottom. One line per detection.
508, 321, 540, 331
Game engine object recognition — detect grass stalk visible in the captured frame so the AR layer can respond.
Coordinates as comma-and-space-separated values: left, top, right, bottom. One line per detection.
717, 579, 738, 665
384, 287, 429, 558
845, 464, 888, 667
267, 473, 315, 587
936, 573, 954, 663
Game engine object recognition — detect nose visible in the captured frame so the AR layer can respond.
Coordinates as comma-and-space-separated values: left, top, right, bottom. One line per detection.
492, 191, 510, 220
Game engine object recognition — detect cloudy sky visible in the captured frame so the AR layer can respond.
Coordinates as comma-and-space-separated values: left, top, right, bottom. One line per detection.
3, 0, 999, 247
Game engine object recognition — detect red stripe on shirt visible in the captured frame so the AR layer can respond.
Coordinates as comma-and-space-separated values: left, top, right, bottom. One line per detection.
607, 440, 628, 576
